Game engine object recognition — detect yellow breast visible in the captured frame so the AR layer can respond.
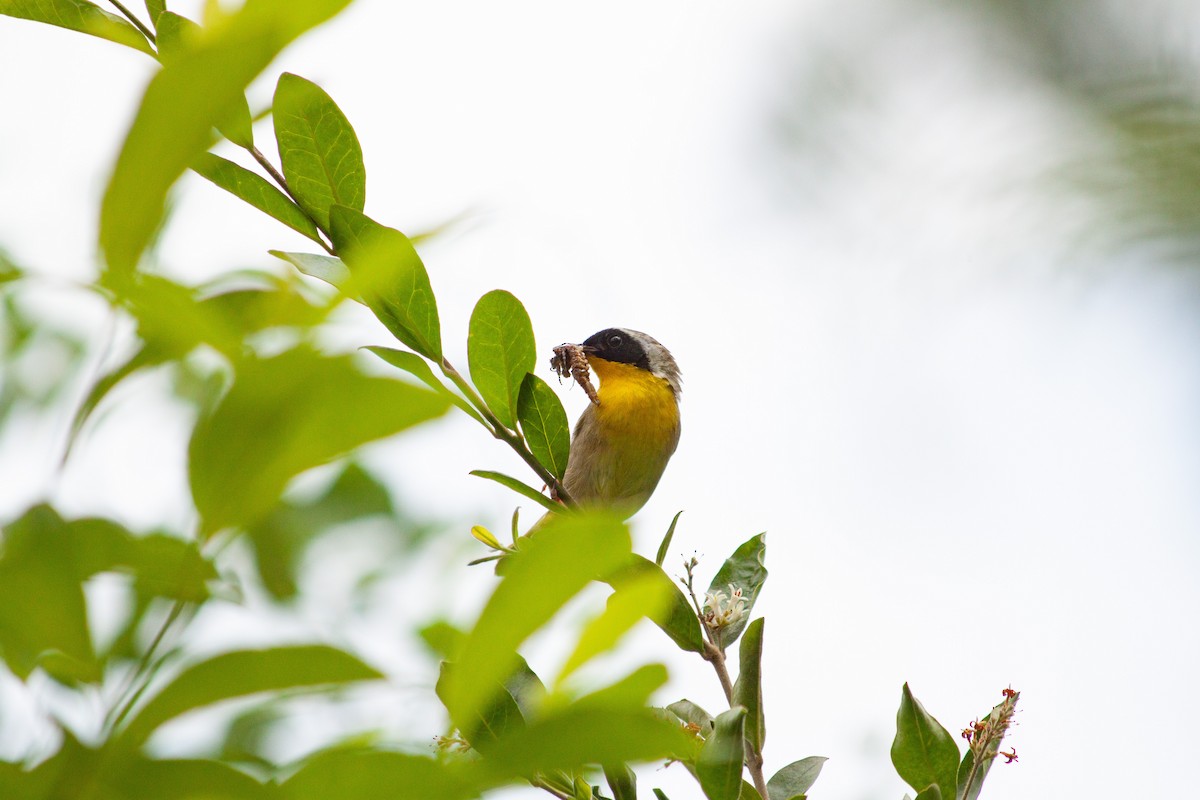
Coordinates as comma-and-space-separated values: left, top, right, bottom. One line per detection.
590, 358, 679, 444
560, 356, 680, 515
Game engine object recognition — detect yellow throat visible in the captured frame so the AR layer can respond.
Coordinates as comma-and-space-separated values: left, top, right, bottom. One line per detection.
588, 356, 680, 445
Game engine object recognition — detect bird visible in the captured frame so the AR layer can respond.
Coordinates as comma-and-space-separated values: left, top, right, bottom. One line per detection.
557, 327, 682, 519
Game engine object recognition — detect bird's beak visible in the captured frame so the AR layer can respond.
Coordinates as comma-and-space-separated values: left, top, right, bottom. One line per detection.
578, 344, 598, 354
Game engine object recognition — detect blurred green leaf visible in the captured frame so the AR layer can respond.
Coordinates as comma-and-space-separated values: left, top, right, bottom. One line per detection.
119, 645, 383, 747
557, 571, 670, 683
890, 684, 959, 800
437, 662, 526, 751
655, 511, 683, 567
329, 206, 442, 359
913, 787, 942, 800
480, 707, 692, 781
70, 278, 324, 451
188, 347, 449, 536
244, 462, 401, 601
666, 699, 713, 732
281, 748, 480, 800
467, 290, 535, 430
0, 0, 155, 55
606, 556, 704, 654
143, 0, 163, 27
439, 513, 630, 736
766, 757, 826, 800
437, 655, 546, 749
273, 73, 366, 231
106, 756, 268, 800
604, 764, 637, 800
653, 791, 671, 800
518, 373, 570, 481
99, 0, 352, 275
270, 250, 351, 288
696, 707, 747, 800
365, 346, 485, 425
0, 249, 21, 283
739, 782, 762, 800
571, 664, 668, 712
157, 12, 254, 147
732, 617, 765, 753
418, 620, 466, 660
0, 506, 96, 682
193, 153, 321, 240
469, 470, 561, 513
707, 533, 767, 650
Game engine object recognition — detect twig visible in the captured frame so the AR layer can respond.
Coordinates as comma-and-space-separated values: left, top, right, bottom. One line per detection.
104, 599, 187, 734
107, 0, 157, 44
246, 145, 336, 256
440, 358, 575, 507
688, 556, 770, 800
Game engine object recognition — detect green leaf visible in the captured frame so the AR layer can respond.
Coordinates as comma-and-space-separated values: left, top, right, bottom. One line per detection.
365, 346, 485, 425
478, 707, 692, 781
270, 250, 350, 288
99, 0, 353, 275
890, 684, 959, 800
914, 787, 942, 800
281, 749, 480, 800
273, 73, 366, 231
328, 206, 442, 359
243, 462, 398, 601
766, 757, 827, 800
653, 791, 671, 800
156, 12, 254, 146
738, 782, 762, 800
107, 757, 268, 800
696, 707, 747, 800
119, 645, 382, 747
655, 511, 684, 567
706, 533, 767, 650
417, 620, 467, 660
439, 513, 630, 736
557, 571, 671, 683
603, 764, 637, 800
732, 617, 765, 753
143, 0, 163, 27
0, 506, 96, 682
606, 556, 705, 654
571, 664, 668, 711
188, 347, 449, 536
436, 662, 526, 751
193, 153, 320, 240
517, 373, 570, 481
666, 699, 713, 732
469, 470, 561, 513
0, 0, 155, 55
467, 290, 536, 430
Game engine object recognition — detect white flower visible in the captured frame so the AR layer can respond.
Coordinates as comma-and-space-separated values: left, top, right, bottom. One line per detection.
703, 583, 746, 628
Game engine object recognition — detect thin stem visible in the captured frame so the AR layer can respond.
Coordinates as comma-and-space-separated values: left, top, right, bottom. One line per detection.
246, 145, 336, 256
104, 599, 187, 734
440, 358, 575, 507
701, 641, 769, 799
107, 0, 157, 44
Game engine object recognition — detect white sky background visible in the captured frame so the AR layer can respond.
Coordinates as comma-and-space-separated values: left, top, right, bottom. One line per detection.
2, 1, 1200, 798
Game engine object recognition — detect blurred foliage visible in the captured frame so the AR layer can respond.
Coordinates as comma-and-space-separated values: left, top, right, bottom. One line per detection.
0, 2, 1023, 799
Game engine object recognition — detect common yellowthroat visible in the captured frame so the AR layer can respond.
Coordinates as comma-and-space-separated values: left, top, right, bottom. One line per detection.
559, 328, 681, 518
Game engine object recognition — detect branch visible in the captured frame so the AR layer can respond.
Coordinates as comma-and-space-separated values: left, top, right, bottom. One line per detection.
107, 0, 157, 44
246, 145, 336, 255
440, 358, 575, 508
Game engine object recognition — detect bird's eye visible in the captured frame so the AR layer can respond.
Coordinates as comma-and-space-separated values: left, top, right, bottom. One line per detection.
608, 334, 623, 348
